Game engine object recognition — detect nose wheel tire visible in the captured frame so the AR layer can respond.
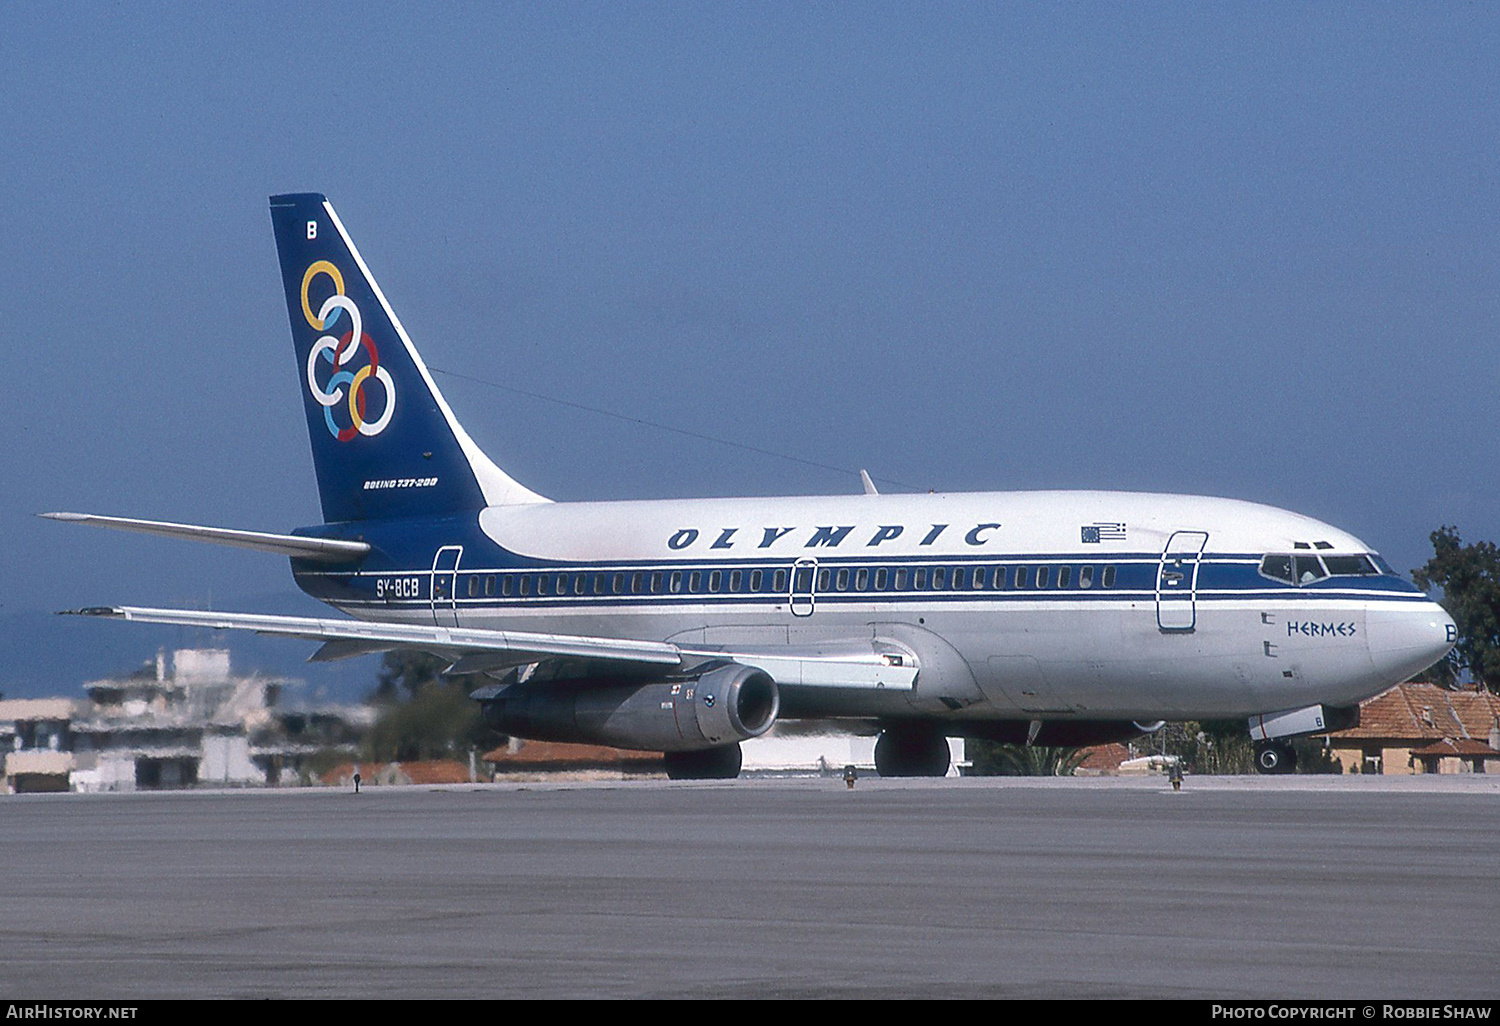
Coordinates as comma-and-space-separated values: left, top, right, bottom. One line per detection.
1254, 741, 1298, 775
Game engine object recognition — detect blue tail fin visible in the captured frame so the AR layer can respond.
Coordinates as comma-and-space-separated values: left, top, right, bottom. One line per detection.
269, 194, 547, 523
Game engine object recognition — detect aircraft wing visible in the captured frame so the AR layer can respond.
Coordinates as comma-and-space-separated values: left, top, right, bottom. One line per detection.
63, 606, 917, 690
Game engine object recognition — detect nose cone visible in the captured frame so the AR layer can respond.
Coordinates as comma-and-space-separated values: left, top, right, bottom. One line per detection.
1367, 602, 1456, 683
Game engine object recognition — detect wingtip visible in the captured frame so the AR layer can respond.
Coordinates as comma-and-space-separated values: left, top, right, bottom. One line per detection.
58, 606, 122, 618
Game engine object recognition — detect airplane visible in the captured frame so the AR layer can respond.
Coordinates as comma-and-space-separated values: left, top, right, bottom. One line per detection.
46, 192, 1457, 778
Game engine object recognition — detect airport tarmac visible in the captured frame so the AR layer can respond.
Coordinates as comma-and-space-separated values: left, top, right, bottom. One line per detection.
1, 776, 1496, 999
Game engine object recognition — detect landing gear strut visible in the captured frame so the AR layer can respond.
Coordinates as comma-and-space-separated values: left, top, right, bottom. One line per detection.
663, 744, 743, 780
1253, 740, 1298, 775
873, 729, 951, 777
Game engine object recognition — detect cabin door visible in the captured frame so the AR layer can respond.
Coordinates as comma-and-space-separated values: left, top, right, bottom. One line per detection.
1156, 531, 1208, 632
431, 545, 463, 627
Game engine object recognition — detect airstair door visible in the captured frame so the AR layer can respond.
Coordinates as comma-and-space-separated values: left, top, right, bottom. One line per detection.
431, 545, 463, 627
1156, 531, 1208, 632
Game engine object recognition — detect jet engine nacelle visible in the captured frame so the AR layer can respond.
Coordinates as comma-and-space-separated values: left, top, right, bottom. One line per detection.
480, 662, 779, 752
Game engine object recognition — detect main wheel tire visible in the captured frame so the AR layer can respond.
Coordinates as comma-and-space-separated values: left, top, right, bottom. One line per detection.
663, 744, 743, 780
873, 729, 951, 777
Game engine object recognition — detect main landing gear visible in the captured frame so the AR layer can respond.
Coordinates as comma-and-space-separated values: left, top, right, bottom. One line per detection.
873, 728, 952, 777
1253, 740, 1298, 775
663, 744, 743, 780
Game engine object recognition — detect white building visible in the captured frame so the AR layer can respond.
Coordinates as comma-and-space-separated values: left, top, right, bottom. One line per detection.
1, 648, 370, 793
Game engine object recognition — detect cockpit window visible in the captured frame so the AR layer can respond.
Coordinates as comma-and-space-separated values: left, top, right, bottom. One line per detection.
1322, 555, 1379, 576
1263, 552, 1389, 585
1371, 554, 1397, 576
1294, 555, 1327, 585
1259, 554, 1295, 585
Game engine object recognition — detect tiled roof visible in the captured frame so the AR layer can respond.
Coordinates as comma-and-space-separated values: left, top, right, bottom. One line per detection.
1408, 737, 1500, 758
482, 739, 664, 769
320, 759, 473, 785
1075, 743, 1131, 772
400, 759, 473, 784
1332, 683, 1500, 742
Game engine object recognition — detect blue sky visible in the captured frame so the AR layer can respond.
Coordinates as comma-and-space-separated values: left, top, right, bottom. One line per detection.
2, 3, 1496, 698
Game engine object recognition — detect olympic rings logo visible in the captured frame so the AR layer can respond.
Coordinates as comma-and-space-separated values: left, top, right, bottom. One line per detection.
301, 260, 396, 441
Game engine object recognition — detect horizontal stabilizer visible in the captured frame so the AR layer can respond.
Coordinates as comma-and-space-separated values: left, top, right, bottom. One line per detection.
40, 513, 369, 563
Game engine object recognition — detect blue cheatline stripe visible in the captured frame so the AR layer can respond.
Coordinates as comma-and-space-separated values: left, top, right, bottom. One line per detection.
297, 555, 1422, 600
329, 587, 1429, 614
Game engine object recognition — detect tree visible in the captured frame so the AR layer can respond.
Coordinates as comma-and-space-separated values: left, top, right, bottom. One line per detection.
371, 649, 451, 704
965, 740, 1088, 776
365, 650, 498, 762
1412, 526, 1500, 690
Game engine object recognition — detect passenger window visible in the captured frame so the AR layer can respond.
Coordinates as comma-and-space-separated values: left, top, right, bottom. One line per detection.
689, 571, 702, 593
612, 572, 625, 594
895, 568, 908, 590
651, 572, 663, 594
556, 574, 568, 596
914, 568, 928, 589
485, 575, 495, 597
670, 571, 682, 593
1015, 567, 1029, 589
709, 570, 722, 593
519, 576, 532, 596
1102, 566, 1116, 588
501, 576, 513, 597
972, 567, 987, 589
592, 574, 605, 595
573, 574, 585, 595
1294, 556, 1327, 585
467, 576, 478, 597
1078, 566, 1093, 589
537, 574, 549, 595
932, 568, 946, 590
952, 568, 966, 589
1036, 566, 1050, 588
818, 569, 830, 591
855, 568, 869, 590
631, 572, 643, 594
729, 570, 743, 592
992, 566, 1007, 589
773, 569, 787, 592
1057, 567, 1071, 589
750, 569, 763, 591
875, 567, 888, 590
835, 568, 849, 591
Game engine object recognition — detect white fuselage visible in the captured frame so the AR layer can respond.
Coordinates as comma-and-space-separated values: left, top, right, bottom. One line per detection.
301, 489, 1454, 723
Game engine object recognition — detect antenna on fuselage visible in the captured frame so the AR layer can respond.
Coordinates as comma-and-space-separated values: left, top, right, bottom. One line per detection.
860, 469, 879, 496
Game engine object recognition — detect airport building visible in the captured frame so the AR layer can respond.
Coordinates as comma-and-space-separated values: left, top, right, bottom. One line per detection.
0, 647, 371, 793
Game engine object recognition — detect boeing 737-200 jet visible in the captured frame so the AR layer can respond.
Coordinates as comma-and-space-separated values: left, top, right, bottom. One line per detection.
47, 193, 1456, 777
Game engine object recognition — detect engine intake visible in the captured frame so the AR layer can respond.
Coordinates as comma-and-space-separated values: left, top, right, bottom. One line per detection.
481, 662, 779, 752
